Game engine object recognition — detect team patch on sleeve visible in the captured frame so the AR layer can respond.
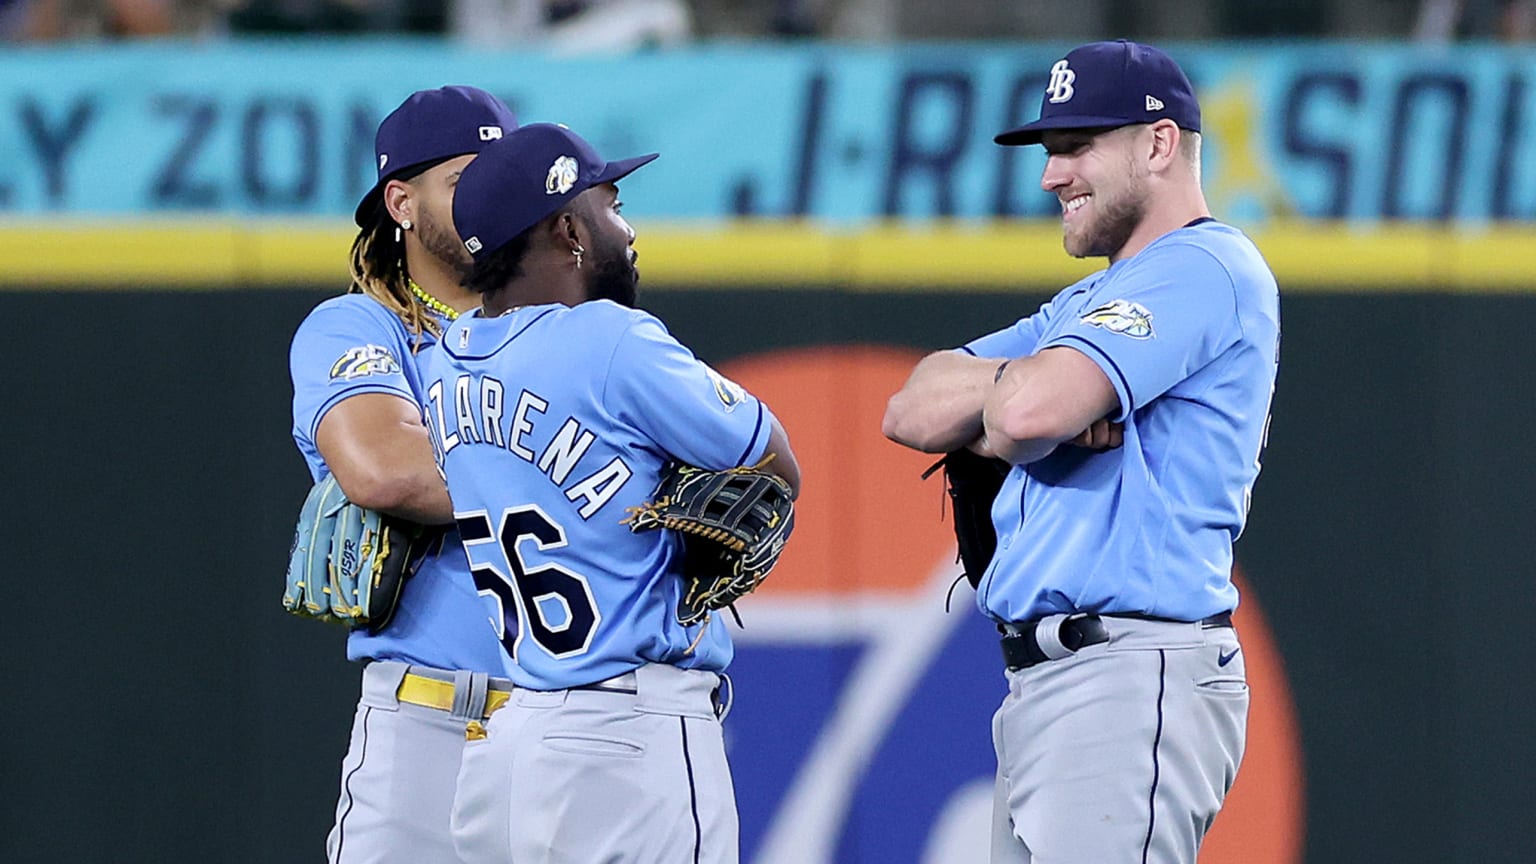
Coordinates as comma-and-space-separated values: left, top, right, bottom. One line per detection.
706, 367, 748, 412
329, 344, 402, 380
1080, 299, 1155, 340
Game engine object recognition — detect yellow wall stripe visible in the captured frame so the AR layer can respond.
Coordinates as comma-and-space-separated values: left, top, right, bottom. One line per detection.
2, 219, 1533, 292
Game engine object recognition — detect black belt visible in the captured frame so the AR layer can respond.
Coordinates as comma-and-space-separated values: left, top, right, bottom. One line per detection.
1000, 611, 1233, 672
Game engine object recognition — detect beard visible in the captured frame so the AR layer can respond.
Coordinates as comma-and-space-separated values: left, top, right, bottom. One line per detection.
585, 244, 640, 308
1066, 172, 1147, 259
415, 212, 475, 279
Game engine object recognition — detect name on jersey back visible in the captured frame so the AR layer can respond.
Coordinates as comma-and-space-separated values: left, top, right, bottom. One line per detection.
424, 373, 634, 520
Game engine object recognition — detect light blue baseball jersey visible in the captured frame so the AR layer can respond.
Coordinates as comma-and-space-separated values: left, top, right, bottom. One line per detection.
290, 293, 510, 675
963, 220, 1280, 624
421, 300, 775, 690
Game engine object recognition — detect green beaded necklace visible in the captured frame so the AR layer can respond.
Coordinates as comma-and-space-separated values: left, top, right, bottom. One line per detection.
409, 280, 459, 321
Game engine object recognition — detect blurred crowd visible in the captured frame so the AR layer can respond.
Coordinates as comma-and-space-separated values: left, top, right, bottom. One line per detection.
2, 0, 1531, 45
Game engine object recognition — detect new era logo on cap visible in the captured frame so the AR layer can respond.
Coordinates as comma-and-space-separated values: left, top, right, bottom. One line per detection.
1146, 95, 1165, 111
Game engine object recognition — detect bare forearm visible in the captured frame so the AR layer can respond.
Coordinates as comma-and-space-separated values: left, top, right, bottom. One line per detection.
394, 485, 455, 526
981, 347, 1120, 466
981, 415, 1061, 465
760, 418, 803, 499
883, 351, 1004, 453
340, 453, 455, 524
982, 362, 1064, 464
316, 394, 456, 525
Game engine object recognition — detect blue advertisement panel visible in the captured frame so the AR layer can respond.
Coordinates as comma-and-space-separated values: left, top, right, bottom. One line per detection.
1, 40, 1534, 223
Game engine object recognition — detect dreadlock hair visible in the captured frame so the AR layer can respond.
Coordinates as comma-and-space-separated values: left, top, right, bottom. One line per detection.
347, 164, 440, 351
463, 230, 535, 296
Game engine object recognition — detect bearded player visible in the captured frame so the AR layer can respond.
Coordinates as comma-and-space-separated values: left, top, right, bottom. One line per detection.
421, 123, 800, 864
286, 86, 517, 863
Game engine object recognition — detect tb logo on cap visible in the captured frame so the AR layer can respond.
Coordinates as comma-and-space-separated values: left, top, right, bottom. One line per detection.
1046, 59, 1076, 103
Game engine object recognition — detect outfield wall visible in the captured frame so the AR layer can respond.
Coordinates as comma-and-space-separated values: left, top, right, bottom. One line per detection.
2, 284, 1532, 864
3, 37, 1533, 864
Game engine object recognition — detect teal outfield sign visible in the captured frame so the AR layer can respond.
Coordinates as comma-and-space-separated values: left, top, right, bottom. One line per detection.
2, 40, 1534, 223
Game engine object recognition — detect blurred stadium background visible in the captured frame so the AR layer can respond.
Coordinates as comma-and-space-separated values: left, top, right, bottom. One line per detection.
3, 2, 1534, 862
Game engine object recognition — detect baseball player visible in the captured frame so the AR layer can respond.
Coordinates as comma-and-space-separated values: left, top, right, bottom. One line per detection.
286, 86, 517, 863
883, 42, 1280, 862
417, 123, 801, 864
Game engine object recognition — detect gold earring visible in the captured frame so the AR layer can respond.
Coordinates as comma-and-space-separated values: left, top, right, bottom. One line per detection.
573, 244, 584, 269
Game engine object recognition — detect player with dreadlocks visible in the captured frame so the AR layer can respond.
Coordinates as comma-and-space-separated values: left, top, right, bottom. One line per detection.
346, 157, 479, 347
282, 86, 519, 864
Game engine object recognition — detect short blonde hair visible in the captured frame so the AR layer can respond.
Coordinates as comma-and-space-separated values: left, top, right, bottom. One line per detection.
1180, 130, 1203, 183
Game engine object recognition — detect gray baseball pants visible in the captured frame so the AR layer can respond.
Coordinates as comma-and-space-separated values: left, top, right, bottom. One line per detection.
452, 662, 737, 864
328, 661, 506, 864
990, 616, 1249, 863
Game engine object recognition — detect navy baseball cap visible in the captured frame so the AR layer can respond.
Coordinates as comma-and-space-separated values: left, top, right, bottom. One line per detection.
995, 40, 1201, 146
354, 85, 518, 226
454, 123, 658, 263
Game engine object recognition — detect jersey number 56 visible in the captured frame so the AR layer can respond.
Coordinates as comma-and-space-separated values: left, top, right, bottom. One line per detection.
456, 506, 602, 661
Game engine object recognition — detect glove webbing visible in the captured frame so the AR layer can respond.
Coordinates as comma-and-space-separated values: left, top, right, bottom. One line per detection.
625, 472, 782, 552
680, 473, 771, 524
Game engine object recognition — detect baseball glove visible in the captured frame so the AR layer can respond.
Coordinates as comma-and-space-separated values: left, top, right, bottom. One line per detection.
925, 448, 1011, 589
624, 461, 796, 627
282, 474, 423, 631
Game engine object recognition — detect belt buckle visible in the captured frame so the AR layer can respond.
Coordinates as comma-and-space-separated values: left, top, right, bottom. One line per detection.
999, 613, 1107, 672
